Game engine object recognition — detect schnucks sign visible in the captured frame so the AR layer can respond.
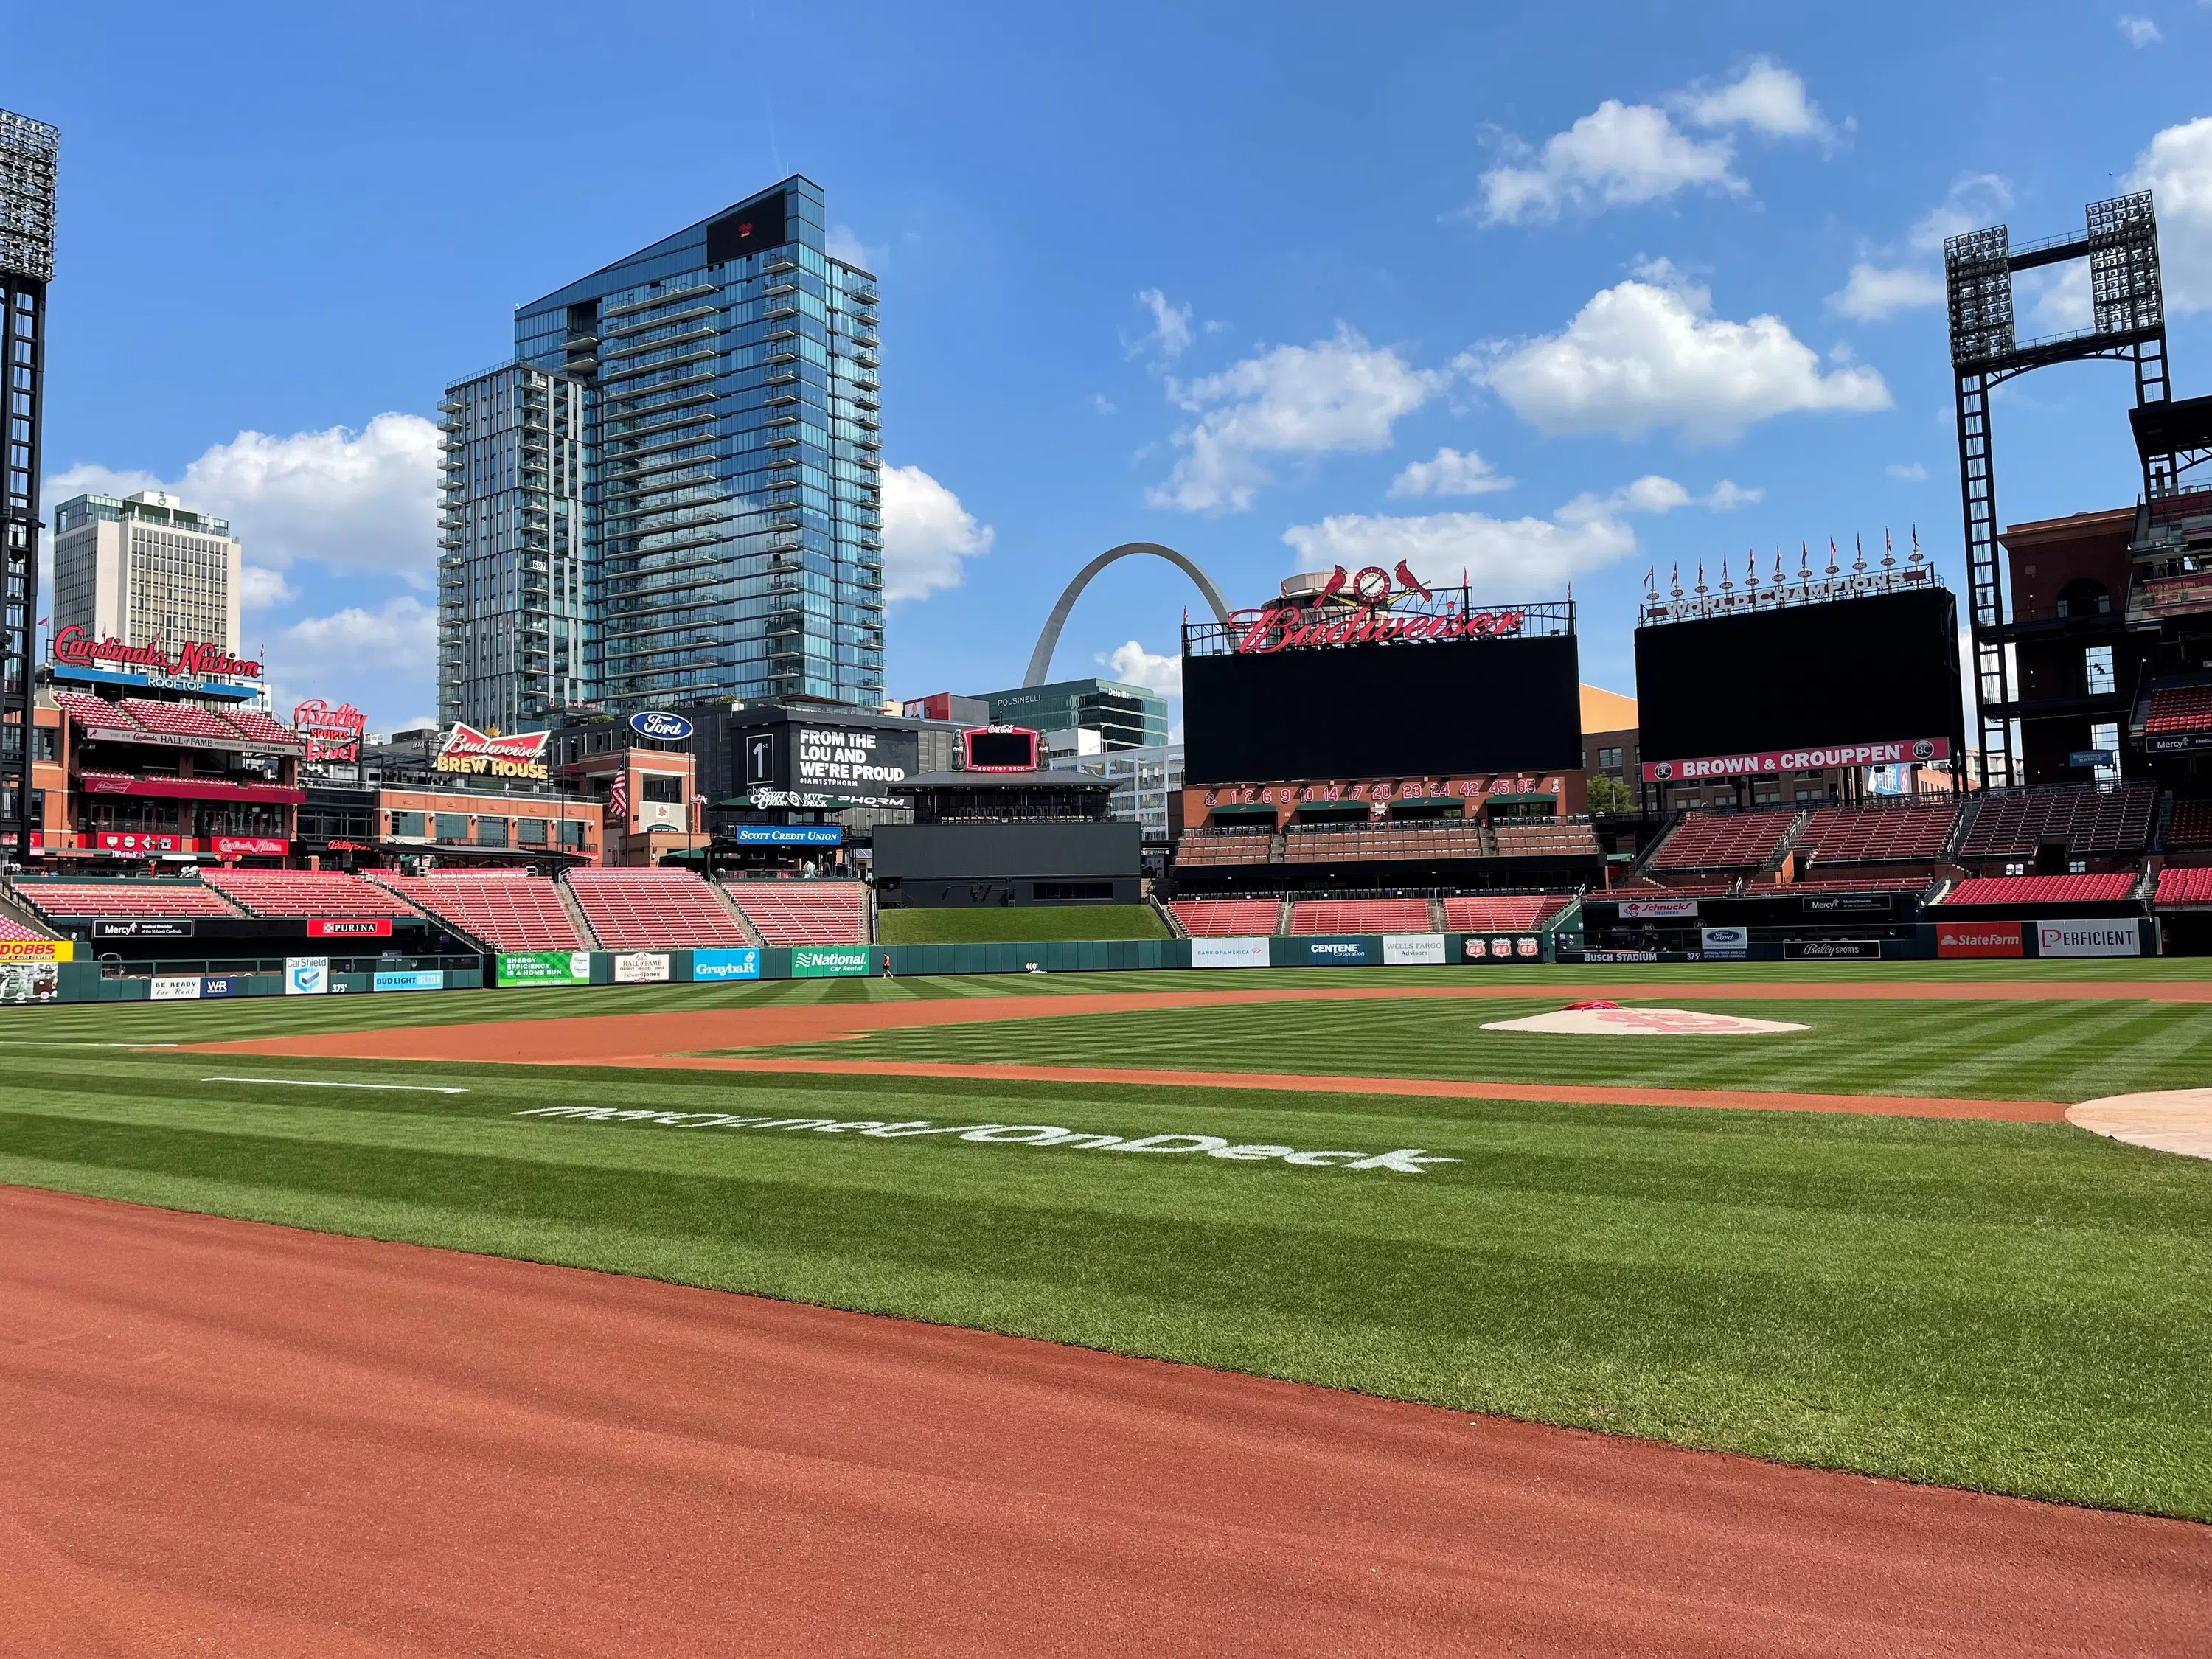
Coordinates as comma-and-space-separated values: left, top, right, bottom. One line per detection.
52, 625, 262, 681
435, 723, 551, 779
1642, 737, 1949, 782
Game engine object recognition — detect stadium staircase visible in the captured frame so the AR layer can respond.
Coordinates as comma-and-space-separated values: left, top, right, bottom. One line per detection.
1427, 897, 1448, 931
557, 881, 601, 949
709, 883, 769, 947
2152, 792, 2176, 857
1759, 807, 1816, 878
1152, 895, 1188, 939
1274, 897, 1293, 933
1939, 795, 1982, 863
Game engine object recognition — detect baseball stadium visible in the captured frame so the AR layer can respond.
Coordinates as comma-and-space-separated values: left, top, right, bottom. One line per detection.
7, 176, 2212, 1655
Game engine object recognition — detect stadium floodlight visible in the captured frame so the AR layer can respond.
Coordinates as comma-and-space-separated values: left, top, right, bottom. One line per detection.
1944, 192, 2168, 790
0, 107, 55, 866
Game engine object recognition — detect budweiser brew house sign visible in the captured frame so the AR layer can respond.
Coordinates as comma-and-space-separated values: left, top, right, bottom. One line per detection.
436, 723, 552, 779
52, 626, 262, 681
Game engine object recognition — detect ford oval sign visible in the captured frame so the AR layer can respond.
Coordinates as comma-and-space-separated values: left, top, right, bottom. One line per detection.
630, 710, 693, 741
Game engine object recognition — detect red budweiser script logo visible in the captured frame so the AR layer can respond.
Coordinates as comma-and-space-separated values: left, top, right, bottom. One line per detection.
53, 625, 262, 680
435, 723, 551, 778
1231, 603, 1526, 654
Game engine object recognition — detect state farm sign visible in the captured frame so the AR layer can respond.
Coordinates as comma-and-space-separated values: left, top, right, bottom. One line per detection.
435, 723, 551, 779
52, 625, 261, 681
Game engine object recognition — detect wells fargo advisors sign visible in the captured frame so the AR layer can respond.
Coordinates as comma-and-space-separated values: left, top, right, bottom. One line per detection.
52, 625, 261, 681
435, 723, 551, 780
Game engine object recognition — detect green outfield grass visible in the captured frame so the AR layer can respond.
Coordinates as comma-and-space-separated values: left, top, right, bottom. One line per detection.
751, 991, 2212, 1103
876, 903, 1170, 943
1, 967, 2210, 1520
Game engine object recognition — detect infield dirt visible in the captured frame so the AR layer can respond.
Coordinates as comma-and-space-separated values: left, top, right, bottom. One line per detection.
7, 1186, 2205, 1658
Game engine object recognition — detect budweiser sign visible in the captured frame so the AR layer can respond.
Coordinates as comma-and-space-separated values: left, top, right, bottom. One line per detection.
1228, 600, 1526, 655
435, 723, 551, 779
52, 625, 261, 680
293, 698, 366, 762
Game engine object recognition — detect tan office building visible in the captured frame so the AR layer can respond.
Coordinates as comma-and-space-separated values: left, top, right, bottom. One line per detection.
51, 490, 243, 655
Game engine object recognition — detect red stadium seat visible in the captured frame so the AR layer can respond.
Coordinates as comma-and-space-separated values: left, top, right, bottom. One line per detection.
724, 882, 867, 945
2154, 866, 2212, 908
54, 693, 147, 737
1646, 812, 1797, 872
1961, 787, 2155, 858
1939, 874, 2138, 906
1167, 900, 1281, 936
13, 880, 245, 919
1440, 894, 1572, 931
1289, 899, 1434, 933
564, 869, 754, 949
1794, 802, 1958, 865
369, 873, 586, 950
204, 871, 420, 919
2144, 684, 2212, 734
119, 700, 246, 741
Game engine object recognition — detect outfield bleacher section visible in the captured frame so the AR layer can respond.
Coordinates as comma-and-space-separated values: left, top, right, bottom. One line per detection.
1166, 899, 1281, 936
204, 870, 421, 919
723, 881, 866, 945
2168, 798, 2212, 849
0, 911, 56, 939
564, 869, 752, 949
1959, 786, 2156, 859
13, 880, 245, 920
1492, 821, 1600, 858
1288, 898, 1433, 934
1794, 801, 1958, 864
1938, 873, 2138, 906
1441, 894, 1573, 931
1284, 824, 1489, 863
1174, 830, 1276, 867
369, 873, 586, 950
1646, 812, 1796, 872
2154, 866, 2212, 908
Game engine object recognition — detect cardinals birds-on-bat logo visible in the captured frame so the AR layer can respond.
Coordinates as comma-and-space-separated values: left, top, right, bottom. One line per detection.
1318, 562, 1433, 606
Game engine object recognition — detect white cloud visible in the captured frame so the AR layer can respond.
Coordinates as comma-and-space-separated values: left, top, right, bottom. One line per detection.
880, 464, 993, 603
1283, 473, 1741, 591
262, 596, 437, 731
1888, 462, 1930, 481
1098, 639, 1182, 698
1151, 326, 1439, 514
2022, 261, 2093, 332
1475, 60, 1829, 225
2118, 15, 2163, 45
238, 565, 296, 611
1909, 173, 2012, 252
1091, 393, 1116, 415
1679, 58, 1834, 142
1830, 262, 1946, 321
1131, 289, 1194, 364
52, 414, 442, 587
1701, 479, 1764, 509
1388, 446, 1513, 498
1468, 266, 1890, 442
2125, 116, 2212, 311
1477, 100, 1742, 224
826, 223, 882, 271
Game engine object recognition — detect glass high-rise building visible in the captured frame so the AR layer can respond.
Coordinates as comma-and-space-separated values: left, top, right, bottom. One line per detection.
508, 175, 884, 713
436, 364, 589, 729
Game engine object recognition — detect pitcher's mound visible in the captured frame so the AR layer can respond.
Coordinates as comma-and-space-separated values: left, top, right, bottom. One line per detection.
1483, 1006, 1809, 1037
2065, 1089, 2212, 1161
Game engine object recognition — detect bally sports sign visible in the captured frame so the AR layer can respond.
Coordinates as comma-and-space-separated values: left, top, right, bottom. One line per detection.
435, 723, 552, 779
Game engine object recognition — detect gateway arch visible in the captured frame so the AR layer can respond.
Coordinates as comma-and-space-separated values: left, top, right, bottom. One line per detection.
1024, 542, 1233, 687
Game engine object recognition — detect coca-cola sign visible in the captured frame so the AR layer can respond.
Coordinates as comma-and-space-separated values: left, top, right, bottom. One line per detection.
435, 723, 551, 779
52, 625, 262, 681
293, 698, 367, 762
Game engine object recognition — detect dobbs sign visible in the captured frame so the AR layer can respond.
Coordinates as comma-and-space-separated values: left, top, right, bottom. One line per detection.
436, 723, 552, 779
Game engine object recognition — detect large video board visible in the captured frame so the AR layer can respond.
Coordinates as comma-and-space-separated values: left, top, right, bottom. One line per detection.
1634, 587, 1963, 779
1183, 631, 1582, 786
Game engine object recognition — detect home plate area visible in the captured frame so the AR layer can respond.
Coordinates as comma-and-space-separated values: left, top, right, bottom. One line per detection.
1481, 1000, 1810, 1036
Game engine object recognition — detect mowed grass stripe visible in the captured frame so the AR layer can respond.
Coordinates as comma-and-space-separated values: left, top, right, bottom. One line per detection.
2, 1031, 2211, 1519
755, 993, 2212, 1103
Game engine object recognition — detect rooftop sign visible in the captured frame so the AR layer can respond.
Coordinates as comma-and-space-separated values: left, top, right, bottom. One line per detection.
53, 625, 262, 681
436, 723, 552, 780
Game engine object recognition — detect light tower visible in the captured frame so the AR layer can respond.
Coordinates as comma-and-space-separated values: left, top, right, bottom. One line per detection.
0, 108, 56, 865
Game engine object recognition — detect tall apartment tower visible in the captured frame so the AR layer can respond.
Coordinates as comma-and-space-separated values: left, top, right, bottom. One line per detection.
50, 490, 243, 653
436, 364, 589, 729
512, 175, 885, 711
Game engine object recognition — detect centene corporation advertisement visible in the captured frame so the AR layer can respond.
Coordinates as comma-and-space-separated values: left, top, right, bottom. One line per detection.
1191, 937, 1270, 969
1642, 736, 1950, 782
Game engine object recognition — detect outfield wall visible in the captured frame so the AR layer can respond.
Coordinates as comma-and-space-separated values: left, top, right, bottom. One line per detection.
11, 912, 2160, 1004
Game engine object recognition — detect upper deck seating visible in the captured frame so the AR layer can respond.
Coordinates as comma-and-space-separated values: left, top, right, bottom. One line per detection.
1795, 802, 1958, 864
1646, 812, 1795, 872
1939, 873, 2138, 906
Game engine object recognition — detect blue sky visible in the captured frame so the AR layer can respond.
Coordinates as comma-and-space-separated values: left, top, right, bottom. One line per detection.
15, 1, 2212, 733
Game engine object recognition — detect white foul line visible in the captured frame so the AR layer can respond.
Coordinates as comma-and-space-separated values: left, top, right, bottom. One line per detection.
202, 1076, 470, 1095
